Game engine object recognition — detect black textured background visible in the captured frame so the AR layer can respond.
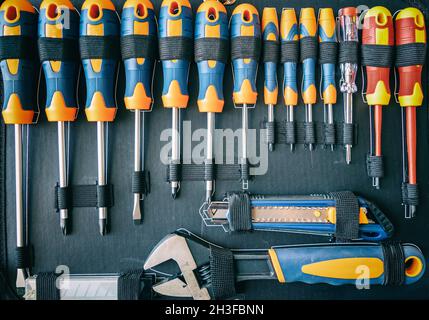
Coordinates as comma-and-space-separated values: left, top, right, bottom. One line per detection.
2, 0, 429, 299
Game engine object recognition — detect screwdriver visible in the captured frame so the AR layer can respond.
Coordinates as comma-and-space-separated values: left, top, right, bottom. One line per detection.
395, 7, 426, 218
39, 0, 79, 235
262, 8, 279, 152
0, 0, 38, 289
195, 0, 228, 202
159, 0, 193, 199
362, 6, 394, 189
318, 8, 337, 151
280, 8, 299, 152
121, 0, 157, 224
299, 8, 318, 151
231, 4, 260, 190
338, 7, 358, 164
80, 0, 119, 235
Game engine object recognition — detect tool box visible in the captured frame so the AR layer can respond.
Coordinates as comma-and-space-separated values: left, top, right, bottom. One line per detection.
0, 0, 428, 300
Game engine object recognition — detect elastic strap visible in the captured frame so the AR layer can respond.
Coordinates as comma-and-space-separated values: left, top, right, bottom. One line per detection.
55, 184, 114, 210
79, 35, 120, 60
382, 243, 405, 286
343, 123, 354, 146
231, 36, 261, 61
304, 122, 315, 146
16, 246, 31, 269
38, 38, 79, 62
132, 171, 150, 195
36, 272, 60, 300
166, 164, 242, 182
396, 43, 426, 67
209, 246, 236, 299
240, 160, 250, 183
0, 36, 37, 61
204, 161, 215, 182
266, 121, 275, 146
319, 42, 338, 64
263, 40, 279, 63
361, 44, 394, 67
194, 38, 229, 64
159, 37, 193, 61
339, 41, 359, 64
226, 192, 252, 232
121, 35, 158, 60
168, 162, 181, 183
285, 121, 296, 145
281, 40, 299, 63
300, 37, 318, 62
401, 183, 419, 206
364, 199, 394, 238
117, 269, 144, 300
366, 155, 384, 178
324, 123, 336, 146
329, 191, 360, 241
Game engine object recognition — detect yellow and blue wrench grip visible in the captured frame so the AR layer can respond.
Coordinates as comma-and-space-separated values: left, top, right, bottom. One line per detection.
159, 0, 192, 108
121, 0, 157, 111
269, 244, 425, 285
0, 1, 37, 125
195, 2, 228, 113
262, 9, 278, 105
39, 1, 79, 122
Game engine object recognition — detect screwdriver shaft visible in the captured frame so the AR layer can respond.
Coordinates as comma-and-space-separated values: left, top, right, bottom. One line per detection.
58, 121, 68, 234
206, 112, 215, 202
171, 107, 180, 198
344, 92, 353, 164
242, 104, 248, 190
305, 104, 313, 151
287, 105, 294, 151
97, 122, 107, 235
133, 110, 142, 223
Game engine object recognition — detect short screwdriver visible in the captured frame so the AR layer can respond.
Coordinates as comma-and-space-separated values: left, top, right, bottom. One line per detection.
159, 0, 193, 199
0, 0, 38, 289
195, 0, 228, 202
231, 4, 260, 190
80, 0, 120, 235
362, 6, 394, 189
299, 8, 318, 151
280, 8, 299, 152
262, 8, 279, 152
318, 8, 337, 151
39, 0, 79, 235
121, 0, 157, 224
395, 7, 426, 218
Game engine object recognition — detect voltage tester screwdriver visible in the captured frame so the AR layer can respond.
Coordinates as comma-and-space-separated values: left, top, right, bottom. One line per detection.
80, 0, 120, 235
39, 0, 79, 235
195, 0, 228, 202
121, 0, 157, 224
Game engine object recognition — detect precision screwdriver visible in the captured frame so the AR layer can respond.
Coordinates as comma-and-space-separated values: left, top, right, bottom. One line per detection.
318, 8, 337, 151
80, 0, 120, 235
231, 4, 260, 190
195, 0, 228, 203
159, 0, 193, 199
0, 0, 38, 290
39, 0, 79, 235
362, 6, 394, 189
262, 8, 279, 152
395, 7, 426, 218
280, 8, 299, 152
121, 0, 157, 224
299, 8, 318, 151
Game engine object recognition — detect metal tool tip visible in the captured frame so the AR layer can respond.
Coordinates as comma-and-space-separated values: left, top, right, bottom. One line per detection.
330, 145, 335, 152
290, 144, 294, 152
60, 219, 68, 236
409, 205, 417, 218
268, 143, 274, 152
133, 219, 142, 225
309, 144, 314, 151
99, 219, 107, 236
171, 187, 179, 199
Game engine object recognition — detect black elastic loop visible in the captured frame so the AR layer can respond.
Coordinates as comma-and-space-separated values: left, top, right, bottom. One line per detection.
361, 44, 394, 67
382, 243, 405, 286
36, 272, 60, 300
57, 186, 71, 210
55, 184, 114, 209
319, 42, 338, 64
329, 191, 360, 241
195, 38, 229, 64
204, 161, 214, 182
209, 246, 236, 300
97, 185, 113, 208
169, 163, 181, 182
132, 171, 149, 195
396, 43, 426, 67
266, 121, 275, 145
281, 40, 299, 63
0, 36, 37, 61
263, 40, 279, 63
401, 183, 419, 206
366, 155, 384, 178
117, 269, 144, 300
304, 122, 315, 145
343, 123, 354, 146
364, 199, 394, 238
226, 192, 252, 232
16, 246, 31, 269
300, 36, 318, 62
324, 123, 336, 146
240, 161, 250, 182
166, 164, 242, 182
121, 35, 158, 60
231, 36, 261, 61
159, 37, 193, 61
339, 41, 359, 64
285, 121, 296, 145
79, 35, 120, 60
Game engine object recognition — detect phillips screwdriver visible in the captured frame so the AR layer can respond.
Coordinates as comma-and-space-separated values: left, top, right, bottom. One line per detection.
299, 8, 318, 151
80, 0, 119, 235
39, 0, 79, 235
231, 3, 260, 190
395, 7, 426, 218
0, 0, 38, 290
280, 8, 299, 152
121, 0, 157, 224
338, 7, 358, 164
195, 0, 228, 203
362, 6, 394, 189
159, 0, 193, 199
262, 8, 279, 152
318, 8, 337, 151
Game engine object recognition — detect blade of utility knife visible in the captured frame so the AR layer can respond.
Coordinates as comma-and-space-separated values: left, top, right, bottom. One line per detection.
153, 278, 194, 298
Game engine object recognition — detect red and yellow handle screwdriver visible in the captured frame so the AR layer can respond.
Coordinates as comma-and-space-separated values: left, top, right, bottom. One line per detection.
39, 0, 79, 235
262, 8, 279, 152
195, 0, 228, 202
121, 0, 157, 224
231, 3, 260, 190
159, 0, 193, 199
362, 6, 394, 189
0, 0, 38, 289
80, 0, 120, 235
395, 7, 426, 218
299, 8, 318, 151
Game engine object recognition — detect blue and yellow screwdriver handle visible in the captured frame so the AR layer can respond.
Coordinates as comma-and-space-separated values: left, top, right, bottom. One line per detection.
121, 0, 157, 111
299, 8, 317, 105
159, 0, 193, 109
318, 8, 337, 105
262, 8, 278, 106
281, 8, 298, 107
0, 0, 38, 124
80, 0, 119, 122
195, 0, 228, 113
269, 243, 425, 285
230, 4, 261, 107
39, 0, 79, 122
